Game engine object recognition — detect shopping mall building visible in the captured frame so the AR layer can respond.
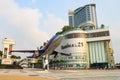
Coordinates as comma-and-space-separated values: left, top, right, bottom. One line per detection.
53, 4, 115, 69
55, 28, 114, 69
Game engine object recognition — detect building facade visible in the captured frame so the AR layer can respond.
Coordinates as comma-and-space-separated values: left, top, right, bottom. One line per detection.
50, 3, 114, 69
2, 38, 15, 59
86, 29, 114, 68
68, 3, 97, 29
56, 30, 89, 69
55, 28, 114, 69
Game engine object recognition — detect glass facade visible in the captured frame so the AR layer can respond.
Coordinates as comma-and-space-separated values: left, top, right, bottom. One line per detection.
68, 4, 97, 29
62, 52, 88, 69
64, 31, 109, 39
69, 16, 73, 27
87, 31, 109, 38
65, 33, 86, 39
74, 7, 86, 27
88, 41, 107, 64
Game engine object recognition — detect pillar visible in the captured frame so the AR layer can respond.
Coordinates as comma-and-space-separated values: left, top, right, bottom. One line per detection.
45, 54, 49, 70
2, 38, 15, 59
1, 38, 15, 65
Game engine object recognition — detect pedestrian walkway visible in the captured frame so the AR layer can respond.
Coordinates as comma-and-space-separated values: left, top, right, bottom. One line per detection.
0, 69, 56, 80
0, 69, 120, 80
0, 75, 56, 80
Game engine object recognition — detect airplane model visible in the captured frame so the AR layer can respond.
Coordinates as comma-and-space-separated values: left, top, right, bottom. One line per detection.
10, 34, 71, 69
10, 34, 71, 59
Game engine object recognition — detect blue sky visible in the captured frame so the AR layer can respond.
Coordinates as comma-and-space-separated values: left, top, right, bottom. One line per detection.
0, 0, 120, 63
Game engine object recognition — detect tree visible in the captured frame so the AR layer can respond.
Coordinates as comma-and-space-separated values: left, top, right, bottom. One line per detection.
49, 59, 54, 68
56, 26, 73, 34
0, 51, 2, 58
55, 60, 60, 68
60, 59, 64, 66
100, 24, 105, 29
52, 60, 57, 68
56, 31, 63, 35
11, 55, 17, 59
17, 56, 21, 59
62, 26, 73, 32
0, 51, 2, 64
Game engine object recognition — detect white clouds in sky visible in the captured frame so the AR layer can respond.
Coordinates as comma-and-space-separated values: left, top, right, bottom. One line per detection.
0, 0, 67, 52
0, 0, 68, 58
43, 13, 68, 36
0, 0, 49, 50
109, 27, 120, 63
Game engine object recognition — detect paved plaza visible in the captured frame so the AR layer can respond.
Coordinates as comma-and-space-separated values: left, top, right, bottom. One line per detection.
0, 69, 120, 80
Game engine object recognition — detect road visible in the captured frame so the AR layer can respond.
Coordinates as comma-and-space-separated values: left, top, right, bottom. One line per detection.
0, 69, 120, 80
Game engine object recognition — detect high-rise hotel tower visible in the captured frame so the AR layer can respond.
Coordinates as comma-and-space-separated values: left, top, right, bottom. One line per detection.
68, 4, 97, 30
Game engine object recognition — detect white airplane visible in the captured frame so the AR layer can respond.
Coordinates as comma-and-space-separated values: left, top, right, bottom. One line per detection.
10, 34, 71, 58
10, 34, 71, 69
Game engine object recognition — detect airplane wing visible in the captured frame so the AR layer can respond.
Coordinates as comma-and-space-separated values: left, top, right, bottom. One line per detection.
10, 49, 45, 53
51, 51, 71, 58
10, 50, 45, 58
10, 50, 37, 53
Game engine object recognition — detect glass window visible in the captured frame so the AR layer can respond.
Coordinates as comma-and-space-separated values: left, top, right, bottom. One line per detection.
65, 33, 86, 39
86, 31, 109, 38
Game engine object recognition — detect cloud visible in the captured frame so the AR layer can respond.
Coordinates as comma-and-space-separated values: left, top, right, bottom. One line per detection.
0, 0, 49, 50
43, 12, 68, 37
0, 0, 68, 58
110, 27, 120, 63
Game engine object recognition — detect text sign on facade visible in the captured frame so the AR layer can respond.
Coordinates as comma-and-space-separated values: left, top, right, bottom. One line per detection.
61, 42, 83, 49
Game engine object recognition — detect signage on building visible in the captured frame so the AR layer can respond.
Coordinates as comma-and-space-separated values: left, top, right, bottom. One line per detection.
109, 48, 113, 54
1, 59, 13, 65
61, 42, 83, 49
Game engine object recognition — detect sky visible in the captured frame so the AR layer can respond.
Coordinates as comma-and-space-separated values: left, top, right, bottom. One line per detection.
0, 0, 120, 63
